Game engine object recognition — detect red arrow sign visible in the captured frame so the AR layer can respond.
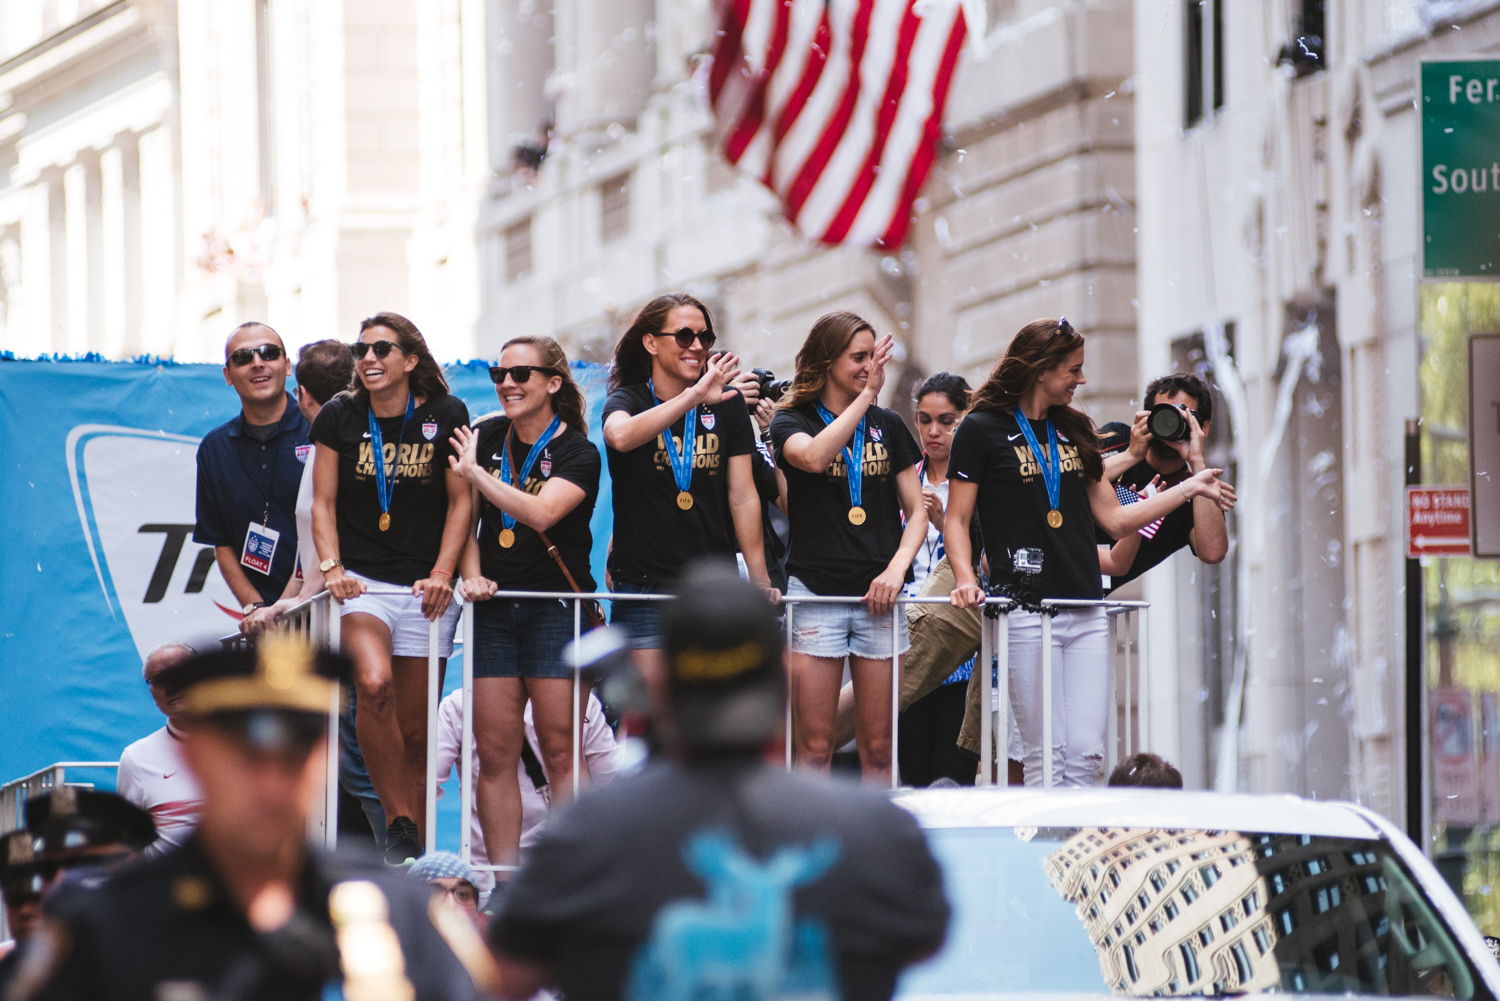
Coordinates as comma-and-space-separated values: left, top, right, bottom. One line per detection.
1407, 486, 1472, 557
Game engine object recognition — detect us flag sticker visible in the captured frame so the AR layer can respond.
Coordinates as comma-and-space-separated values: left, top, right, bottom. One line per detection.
421, 422, 438, 440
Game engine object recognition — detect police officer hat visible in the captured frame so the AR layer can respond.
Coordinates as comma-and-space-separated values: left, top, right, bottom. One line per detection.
662, 561, 785, 750
0, 828, 43, 900
24, 787, 156, 859
154, 634, 348, 753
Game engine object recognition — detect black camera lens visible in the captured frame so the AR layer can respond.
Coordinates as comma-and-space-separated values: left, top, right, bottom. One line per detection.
765, 379, 791, 403
1147, 403, 1192, 442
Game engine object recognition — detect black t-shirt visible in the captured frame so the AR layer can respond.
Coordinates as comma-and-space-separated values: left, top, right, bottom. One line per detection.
948, 409, 1102, 602
1104, 460, 1195, 592
491, 759, 949, 1001
603, 384, 755, 588
309, 392, 470, 586
770, 402, 920, 596
474, 416, 601, 592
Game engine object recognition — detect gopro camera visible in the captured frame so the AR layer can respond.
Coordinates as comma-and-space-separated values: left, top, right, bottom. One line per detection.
1013, 548, 1045, 575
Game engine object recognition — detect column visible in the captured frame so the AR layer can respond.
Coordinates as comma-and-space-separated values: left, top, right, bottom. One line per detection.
63, 161, 89, 354
137, 127, 176, 357
554, 0, 654, 135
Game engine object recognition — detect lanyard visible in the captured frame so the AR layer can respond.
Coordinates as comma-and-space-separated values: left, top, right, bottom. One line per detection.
649, 378, 697, 508
236, 408, 286, 528
1012, 409, 1063, 528
813, 400, 867, 524
500, 415, 563, 532
369, 392, 416, 531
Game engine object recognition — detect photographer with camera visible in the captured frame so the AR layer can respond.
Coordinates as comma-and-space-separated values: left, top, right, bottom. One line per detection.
731, 366, 791, 592
1097, 374, 1236, 589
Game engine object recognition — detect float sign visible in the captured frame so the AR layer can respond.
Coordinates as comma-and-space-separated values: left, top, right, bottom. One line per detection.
1407, 486, 1471, 558
1422, 60, 1500, 277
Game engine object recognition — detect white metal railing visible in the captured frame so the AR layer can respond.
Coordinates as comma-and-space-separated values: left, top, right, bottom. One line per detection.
0, 761, 120, 835
219, 588, 1148, 867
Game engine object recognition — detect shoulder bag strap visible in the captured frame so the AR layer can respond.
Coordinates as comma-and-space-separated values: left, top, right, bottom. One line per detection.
507, 426, 600, 618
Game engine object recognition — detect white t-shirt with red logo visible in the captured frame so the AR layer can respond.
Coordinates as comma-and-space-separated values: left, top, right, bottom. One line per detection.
116, 725, 203, 857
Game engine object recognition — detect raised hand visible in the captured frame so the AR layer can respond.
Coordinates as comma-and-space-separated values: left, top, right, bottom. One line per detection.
699, 351, 741, 403
865, 334, 895, 398
447, 425, 479, 479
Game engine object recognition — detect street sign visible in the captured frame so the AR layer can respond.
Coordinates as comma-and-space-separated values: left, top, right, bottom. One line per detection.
1421, 60, 1500, 277
1407, 486, 1471, 558
1471, 333, 1500, 557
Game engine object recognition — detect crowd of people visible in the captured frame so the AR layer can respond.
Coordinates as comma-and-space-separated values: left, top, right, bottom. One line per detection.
0, 296, 1234, 999
182, 298, 1236, 861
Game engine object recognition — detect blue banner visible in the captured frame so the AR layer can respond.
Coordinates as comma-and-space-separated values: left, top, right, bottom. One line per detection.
0, 358, 615, 835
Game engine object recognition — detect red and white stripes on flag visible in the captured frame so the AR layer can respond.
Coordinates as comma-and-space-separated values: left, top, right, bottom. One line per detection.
708, 0, 969, 247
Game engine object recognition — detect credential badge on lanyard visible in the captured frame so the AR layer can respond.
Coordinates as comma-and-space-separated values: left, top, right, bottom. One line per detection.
242, 522, 281, 575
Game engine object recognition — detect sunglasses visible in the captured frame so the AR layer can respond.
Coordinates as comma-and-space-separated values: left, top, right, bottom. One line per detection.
431, 882, 479, 907
655, 328, 716, 350
227, 344, 284, 366
351, 340, 404, 360
489, 365, 561, 385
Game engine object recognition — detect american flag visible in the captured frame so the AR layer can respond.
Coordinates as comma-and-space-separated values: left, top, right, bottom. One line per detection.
1114, 484, 1163, 540
708, 0, 970, 247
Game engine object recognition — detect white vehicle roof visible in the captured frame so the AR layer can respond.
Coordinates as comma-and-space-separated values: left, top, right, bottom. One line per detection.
893, 788, 1386, 840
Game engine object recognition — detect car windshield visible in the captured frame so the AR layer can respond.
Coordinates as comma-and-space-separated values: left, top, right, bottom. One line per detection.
897, 826, 1491, 999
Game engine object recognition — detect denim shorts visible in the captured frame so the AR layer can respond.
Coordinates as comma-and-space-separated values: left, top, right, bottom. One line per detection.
610, 581, 664, 650
472, 597, 580, 679
786, 576, 910, 660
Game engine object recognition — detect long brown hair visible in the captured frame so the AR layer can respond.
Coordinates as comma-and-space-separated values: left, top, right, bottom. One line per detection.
966, 317, 1102, 480
610, 292, 714, 391
351, 312, 450, 403
779, 310, 874, 410
500, 335, 588, 436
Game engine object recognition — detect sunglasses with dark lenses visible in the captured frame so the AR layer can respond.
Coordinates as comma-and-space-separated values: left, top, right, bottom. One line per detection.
658, 328, 716, 350
351, 340, 403, 360
227, 344, 284, 366
489, 365, 561, 385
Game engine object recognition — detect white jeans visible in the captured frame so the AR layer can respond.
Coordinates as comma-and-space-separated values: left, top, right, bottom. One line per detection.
1008, 606, 1110, 787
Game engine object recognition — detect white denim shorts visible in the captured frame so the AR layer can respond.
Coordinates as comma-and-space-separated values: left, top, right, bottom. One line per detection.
786, 576, 910, 660
338, 570, 460, 658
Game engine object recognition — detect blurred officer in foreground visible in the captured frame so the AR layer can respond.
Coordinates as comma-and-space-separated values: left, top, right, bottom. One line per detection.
32, 635, 484, 1001
489, 562, 950, 1001
2, 788, 156, 997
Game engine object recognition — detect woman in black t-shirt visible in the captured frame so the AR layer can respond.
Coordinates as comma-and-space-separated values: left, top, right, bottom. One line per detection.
601, 292, 778, 678
311, 312, 472, 864
770, 311, 925, 785
448, 335, 601, 872
944, 318, 1226, 788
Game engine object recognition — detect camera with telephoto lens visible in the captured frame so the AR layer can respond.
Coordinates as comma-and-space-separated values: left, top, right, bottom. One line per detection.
751, 368, 792, 403
1147, 403, 1198, 442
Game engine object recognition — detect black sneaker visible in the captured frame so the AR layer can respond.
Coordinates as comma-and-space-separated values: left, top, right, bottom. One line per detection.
384, 816, 421, 867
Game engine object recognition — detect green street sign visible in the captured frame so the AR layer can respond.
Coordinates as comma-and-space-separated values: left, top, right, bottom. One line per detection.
1423, 60, 1500, 278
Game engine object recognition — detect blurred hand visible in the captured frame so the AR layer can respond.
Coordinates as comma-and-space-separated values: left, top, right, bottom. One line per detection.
1128, 410, 1150, 461
448, 425, 479, 479
240, 603, 283, 636
698, 352, 741, 404
863, 566, 904, 618
950, 583, 985, 609
921, 486, 944, 527
864, 335, 895, 399
754, 398, 776, 433
325, 568, 365, 604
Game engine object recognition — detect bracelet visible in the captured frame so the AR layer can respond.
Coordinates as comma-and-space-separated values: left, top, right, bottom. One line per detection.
430, 569, 452, 579
1179, 481, 1191, 503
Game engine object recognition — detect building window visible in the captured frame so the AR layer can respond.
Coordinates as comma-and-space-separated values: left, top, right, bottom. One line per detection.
1277, 0, 1325, 77
1180, 942, 1201, 983
1184, 0, 1224, 129
505, 218, 533, 282
600, 173, 631, 243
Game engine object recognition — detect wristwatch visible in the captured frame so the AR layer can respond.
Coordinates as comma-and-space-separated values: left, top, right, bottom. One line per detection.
242, 601, 266, 616
319, 558, 343, 574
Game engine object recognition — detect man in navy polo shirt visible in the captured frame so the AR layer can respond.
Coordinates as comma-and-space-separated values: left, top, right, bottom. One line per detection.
194, 322, 312, 620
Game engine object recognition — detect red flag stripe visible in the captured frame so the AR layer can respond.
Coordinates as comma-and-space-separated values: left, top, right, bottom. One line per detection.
876, 7, 967, 246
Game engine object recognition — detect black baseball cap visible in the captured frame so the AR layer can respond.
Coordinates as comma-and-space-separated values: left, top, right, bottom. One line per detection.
155, 635, 348, 753
663, 562, 785, 751
24, 788, 156, 858
1098, 421, 1132, 457
0, 829, 42, 900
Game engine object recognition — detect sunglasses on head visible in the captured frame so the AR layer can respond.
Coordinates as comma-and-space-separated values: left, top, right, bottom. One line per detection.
227, 344, 284, 366
489, 365, 561, 385
656, 328, 716, 350
351, 340, 403, 360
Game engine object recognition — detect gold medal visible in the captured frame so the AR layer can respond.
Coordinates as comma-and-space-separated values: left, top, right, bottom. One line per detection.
848, 506, 867, 526
378, 512, 391, 532
677, 490, 694, 511
499, 528, 516, 548
1047, 509, 1063, 529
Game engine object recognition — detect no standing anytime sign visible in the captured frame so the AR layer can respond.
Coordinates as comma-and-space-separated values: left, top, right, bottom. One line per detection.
1407, 487, 1471, 558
